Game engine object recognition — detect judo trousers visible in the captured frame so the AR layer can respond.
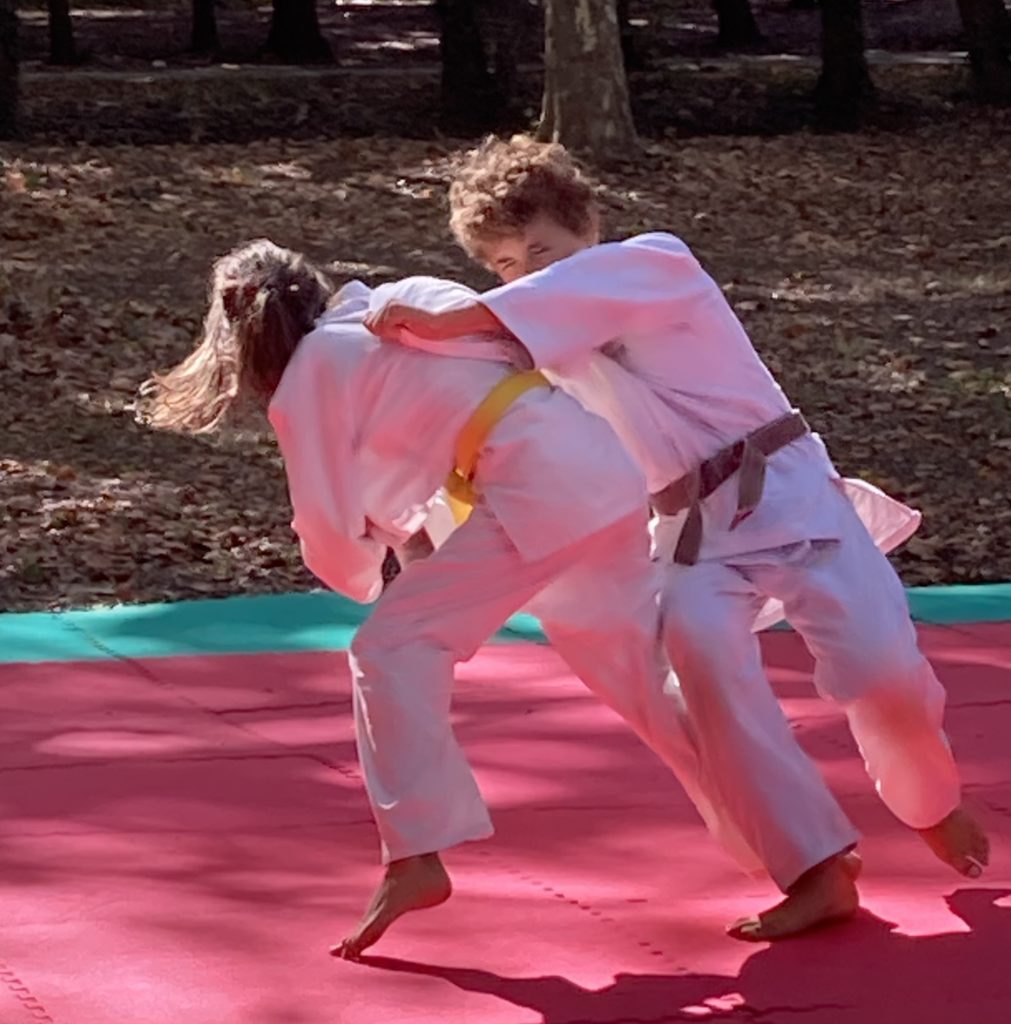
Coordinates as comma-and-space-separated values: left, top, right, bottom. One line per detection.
350, 504, 746, 865
661, 498, 960, 890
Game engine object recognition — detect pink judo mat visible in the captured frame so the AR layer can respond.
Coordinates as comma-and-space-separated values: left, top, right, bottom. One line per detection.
0, 623, 1008, 1023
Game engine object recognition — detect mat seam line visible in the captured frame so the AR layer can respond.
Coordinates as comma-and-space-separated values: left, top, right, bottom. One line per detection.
61, 619, 365, 784
472, 846, 680, 971
0, 962, 56, 1023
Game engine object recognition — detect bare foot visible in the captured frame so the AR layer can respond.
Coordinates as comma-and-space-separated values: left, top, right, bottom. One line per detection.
727, 854, 859, 943
330, 853, 452, 961
918, 805, 990, 878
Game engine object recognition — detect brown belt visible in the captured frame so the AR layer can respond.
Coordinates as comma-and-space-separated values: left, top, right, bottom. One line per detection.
650, 411, 810, 566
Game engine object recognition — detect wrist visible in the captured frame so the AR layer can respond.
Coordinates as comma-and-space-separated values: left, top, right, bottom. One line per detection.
445, 302, 502, 338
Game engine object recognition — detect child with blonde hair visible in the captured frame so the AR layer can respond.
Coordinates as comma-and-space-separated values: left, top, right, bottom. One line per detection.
144, 238, 788, 958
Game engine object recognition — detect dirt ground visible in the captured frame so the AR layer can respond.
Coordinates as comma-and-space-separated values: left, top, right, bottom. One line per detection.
3, 110, 1010, 610
2, 2, 1009, 611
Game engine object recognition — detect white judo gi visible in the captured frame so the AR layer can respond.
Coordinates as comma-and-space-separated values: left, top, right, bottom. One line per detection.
470, 233, 962, 890
268, 276, 742, 865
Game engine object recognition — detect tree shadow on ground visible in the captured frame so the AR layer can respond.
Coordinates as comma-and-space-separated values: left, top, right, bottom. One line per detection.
362, 888, 1011, 1024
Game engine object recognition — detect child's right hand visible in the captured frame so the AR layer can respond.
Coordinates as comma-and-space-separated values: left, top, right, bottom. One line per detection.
365, 300, 504, 344
364, 302, 443, 342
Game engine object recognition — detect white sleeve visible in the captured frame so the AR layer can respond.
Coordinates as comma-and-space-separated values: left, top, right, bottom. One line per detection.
480, 233, 711, 369
370, 276, 516, 363
267, 340, 386, 605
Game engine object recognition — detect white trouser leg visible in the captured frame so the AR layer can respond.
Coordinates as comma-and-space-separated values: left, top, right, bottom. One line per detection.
743, 513, 961, 830
661, 560, 860, 891
350, 506, 677, 864
351, 504, 563, 863
528, 514, 762, 875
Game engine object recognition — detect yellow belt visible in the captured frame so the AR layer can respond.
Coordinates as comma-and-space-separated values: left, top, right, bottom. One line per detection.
444, 371, 551, 524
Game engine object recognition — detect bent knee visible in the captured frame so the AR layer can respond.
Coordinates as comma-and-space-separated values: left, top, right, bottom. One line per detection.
350, 615, 413, 673
349, 616, 382, 663
351, 615, 458, 685
828, 647, 942, 717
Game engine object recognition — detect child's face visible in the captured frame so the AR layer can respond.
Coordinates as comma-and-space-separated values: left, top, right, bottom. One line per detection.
482, 213, 598, 283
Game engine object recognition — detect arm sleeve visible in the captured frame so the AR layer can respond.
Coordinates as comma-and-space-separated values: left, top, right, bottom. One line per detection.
267, 342, 386, 605
369, 276, 517, 363
480, 233, 711, 369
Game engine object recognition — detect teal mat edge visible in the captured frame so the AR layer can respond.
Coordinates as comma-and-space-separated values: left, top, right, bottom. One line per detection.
1, 584, 1008, 666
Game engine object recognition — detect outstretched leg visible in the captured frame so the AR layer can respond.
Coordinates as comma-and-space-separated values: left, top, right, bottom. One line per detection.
535, 517, 862, 943
659, 559, 862, 930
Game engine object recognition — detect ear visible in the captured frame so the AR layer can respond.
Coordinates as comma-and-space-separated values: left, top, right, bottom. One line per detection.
585, 208, 602, 245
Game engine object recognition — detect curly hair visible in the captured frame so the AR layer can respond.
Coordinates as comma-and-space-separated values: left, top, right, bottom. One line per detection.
139, 240, 333, 434
448, 134, 599, 260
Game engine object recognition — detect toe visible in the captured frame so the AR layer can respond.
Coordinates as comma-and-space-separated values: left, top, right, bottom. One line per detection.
962, 856, 984, 879
330, 939, 360, 961
342, 941, 364, 961
726, 916, 766, 942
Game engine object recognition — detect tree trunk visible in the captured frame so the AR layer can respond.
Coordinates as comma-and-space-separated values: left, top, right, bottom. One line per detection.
0, 0, 16, 139
713, 0, 762, 50
191, 0, 220, 54
47, 0, 76, 65
263, 0, 332, 64
616, 0, 644, 70
814, 0, 875, 130
475, 0, 536, 111
539, 0, 638, 161
435, 1, 533, 126
956, 0, 1011, 104
435, 0, 498, 127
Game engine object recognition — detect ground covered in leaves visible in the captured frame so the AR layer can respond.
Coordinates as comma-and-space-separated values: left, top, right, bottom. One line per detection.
2, 115, 1010, 610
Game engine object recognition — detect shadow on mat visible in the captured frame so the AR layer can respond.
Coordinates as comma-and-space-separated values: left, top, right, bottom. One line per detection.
359, 888, 1011, 1024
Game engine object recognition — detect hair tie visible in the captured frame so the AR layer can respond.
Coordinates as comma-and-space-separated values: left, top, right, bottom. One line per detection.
222, 281, 261, 321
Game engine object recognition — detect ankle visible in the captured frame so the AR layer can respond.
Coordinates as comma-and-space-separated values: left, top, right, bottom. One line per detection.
917, 805, 963, 834
790, 852, 852, 893
388, 852, 445, 875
